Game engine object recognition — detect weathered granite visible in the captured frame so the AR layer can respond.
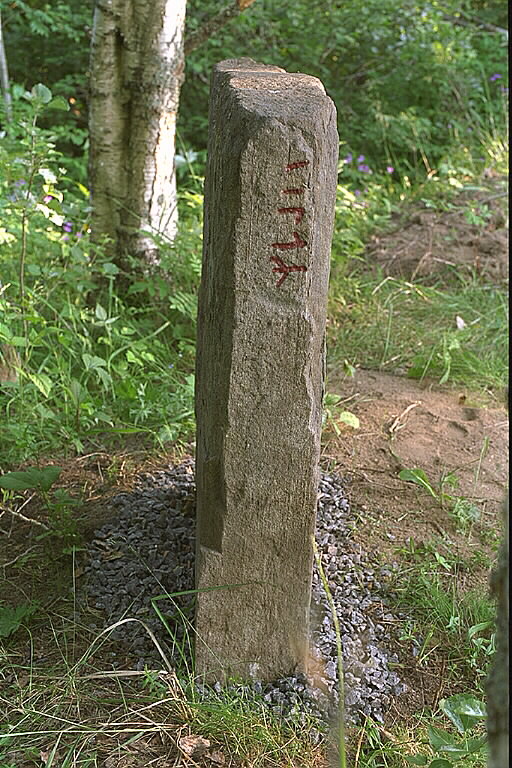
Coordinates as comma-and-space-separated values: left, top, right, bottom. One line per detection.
194, 58, 338, 682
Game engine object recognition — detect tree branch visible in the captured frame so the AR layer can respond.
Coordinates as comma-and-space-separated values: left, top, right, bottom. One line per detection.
184, 0, 258, 56
438, 4, 508, 36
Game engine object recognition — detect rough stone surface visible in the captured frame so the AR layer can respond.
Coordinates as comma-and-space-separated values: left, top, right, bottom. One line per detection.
194, 58, 338, 682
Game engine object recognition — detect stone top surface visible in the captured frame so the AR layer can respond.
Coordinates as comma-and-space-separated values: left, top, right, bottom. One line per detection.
215, 57, 327, 101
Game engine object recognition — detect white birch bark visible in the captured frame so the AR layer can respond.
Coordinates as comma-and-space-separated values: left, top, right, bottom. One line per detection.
88, 0, 186, 269
0, 10, 13, 121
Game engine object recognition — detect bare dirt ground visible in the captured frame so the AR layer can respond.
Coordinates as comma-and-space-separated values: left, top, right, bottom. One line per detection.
364, 175, 508, 285
323, 368, 508, 570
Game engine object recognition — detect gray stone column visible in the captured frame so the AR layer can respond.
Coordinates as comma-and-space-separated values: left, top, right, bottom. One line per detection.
195, 58, 338, 682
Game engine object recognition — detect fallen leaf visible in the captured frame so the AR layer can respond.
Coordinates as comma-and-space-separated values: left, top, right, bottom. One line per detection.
178, 734, 211, 759
207, 750, 226, 765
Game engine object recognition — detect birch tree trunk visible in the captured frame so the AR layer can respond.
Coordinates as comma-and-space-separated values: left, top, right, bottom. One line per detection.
88, 0, 186, 271
486, 496, 509, 767
0, 9, 13, 122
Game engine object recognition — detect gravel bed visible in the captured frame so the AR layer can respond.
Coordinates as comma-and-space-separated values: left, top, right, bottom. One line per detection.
82, 460, 406, 730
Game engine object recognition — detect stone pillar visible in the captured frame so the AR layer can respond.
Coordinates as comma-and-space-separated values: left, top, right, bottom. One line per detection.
195, 58, 338, 682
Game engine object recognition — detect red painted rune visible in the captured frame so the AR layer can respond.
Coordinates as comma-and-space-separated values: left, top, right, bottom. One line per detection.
270, 159, 309, 287
285, 160, 309, 171
270, 255, 308, 287
271, 231, 307, 250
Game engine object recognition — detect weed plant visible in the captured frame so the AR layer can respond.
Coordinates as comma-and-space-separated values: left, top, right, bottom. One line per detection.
0, 88, 200, 467
392, 538, 496, 686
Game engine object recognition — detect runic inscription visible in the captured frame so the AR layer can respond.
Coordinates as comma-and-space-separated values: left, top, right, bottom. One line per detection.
270, 160, 309, 286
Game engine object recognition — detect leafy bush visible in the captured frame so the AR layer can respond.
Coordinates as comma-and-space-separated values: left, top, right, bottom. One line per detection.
0, 86, 197, 466
182, 0, 508, 179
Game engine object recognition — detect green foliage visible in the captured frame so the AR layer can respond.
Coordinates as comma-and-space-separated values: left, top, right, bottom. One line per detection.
398, 466, 487, 536
1, 0, 91, 178
393, 539, 496, 681
0, 601, 37, 638
0, 465, 82, 542
328, 261, 508, 393
0, 465, 62, 492
406, 694, 487, 767
323, 392, 360, 435
0, 87, 197, 466
183, 0, 508, 179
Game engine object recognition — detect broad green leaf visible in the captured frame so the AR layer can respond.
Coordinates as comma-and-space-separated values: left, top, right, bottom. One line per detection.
82, 353, 106, 370
406, 755, 428, 765
466, 735, 488, 753
0, 471, 39, 490
102, 262, 120, 275
126, 349, 143, 365
95, 303, 107, 321
0, 466, 62, 492
440, 695, 486, 734
69, 379, 85, 405
438, 745, 470, 758
399, 468, 437, 498
37, 466, 63, 492
468, 621, 493, 639
427, 725, 456, 751
95, 367, 112, 388
31, 83, 52, 103
428, 760, 451, 768
0, 602, 37, 637
24, 371, 53, 398
10, 336, 27, 347
339, 410, 360, 428
48, 96, 69, 110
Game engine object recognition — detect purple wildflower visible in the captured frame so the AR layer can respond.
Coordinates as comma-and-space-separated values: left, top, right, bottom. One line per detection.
43, 194, 54, 203
386, 166, 394, 173
14, 179, 27, 187
358, 163, 371, 173
354, 189, 361, 196
357, 154, 365, 162
489, 73, 502, 81
344, 153, 353, 164
62, 236, 69, 242
62, 222, 73, 233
